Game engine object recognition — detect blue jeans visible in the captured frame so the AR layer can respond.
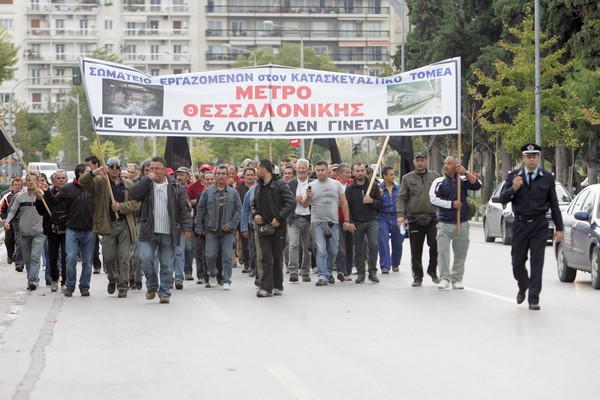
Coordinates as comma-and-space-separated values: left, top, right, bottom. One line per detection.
205, 231, 234, 285
311, 222, 340, 280
21, 234, 46, 284
43, 236, 51, 283
65, 229, 96, 290
174, 233, 186, 282
138, 233, 175, 297
377, 214, 404, 271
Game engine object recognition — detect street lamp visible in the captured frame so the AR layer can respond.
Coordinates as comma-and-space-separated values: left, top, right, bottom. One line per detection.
263, 20, 305, 158
61, 94, 82, 163
223, 44, 257, 66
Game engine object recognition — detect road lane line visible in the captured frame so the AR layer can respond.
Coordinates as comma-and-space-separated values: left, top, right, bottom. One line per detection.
465, 287, 515, 303
195, 297, 231, 321
266, 363, 320, 400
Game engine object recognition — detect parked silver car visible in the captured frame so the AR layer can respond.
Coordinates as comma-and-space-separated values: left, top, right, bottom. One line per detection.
555, 183, 600, 289
483, 180, 572, 244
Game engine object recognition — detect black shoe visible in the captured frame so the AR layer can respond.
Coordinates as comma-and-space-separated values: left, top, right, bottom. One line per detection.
392, 266, 400, 272
529, 303, 541, 311
107, 283, 116, 294
46, 280, 52, 286
93, 268, 100, 274
355, 275, 365, 284
289, 272, 299, 283
412, 278, 423, 287
327, 276, 335, 284
185, 273, 194, 281
196, 278, 205, 285
316, 279, 328, 286
242, 267, 251, 273
135, 281, 143, 290
302, 274, 311, 282
337, 272, 346, 283
381, 269, 390, 274
80, 288, 90, 297
28, 282, 38, 291
428, 271, 440, 284
516, 290, 526, 304
257, 289, 273, 298
64, 287, 74, 297
175, 281, 183, 290
118, 289, 128, 298
15, 265, 23, 272
368, 274, 380, 283
7, 255, 13, 264
249, 269, 256, 277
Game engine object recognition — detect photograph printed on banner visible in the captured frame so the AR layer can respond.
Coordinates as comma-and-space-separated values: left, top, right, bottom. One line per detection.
386, 79, 441, 116
102, 79, 165, 116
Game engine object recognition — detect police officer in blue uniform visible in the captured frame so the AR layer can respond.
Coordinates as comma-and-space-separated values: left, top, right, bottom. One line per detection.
499, 143, 564, 310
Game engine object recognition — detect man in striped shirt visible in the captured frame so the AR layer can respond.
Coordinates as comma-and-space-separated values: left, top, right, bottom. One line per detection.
130, 157, 193, 304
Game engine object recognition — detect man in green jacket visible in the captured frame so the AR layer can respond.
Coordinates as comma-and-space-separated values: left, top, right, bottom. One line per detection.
80, 158, 139, 298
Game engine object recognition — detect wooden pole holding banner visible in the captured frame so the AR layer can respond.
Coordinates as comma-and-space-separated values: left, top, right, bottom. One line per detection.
93, 133, 120, 220
0, 123, 52, 216
457, 133, 461, 234
365, 135, 391, 195
306, 139, 315, 160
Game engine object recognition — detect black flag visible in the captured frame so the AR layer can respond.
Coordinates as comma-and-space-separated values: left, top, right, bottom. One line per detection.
0, 125, 16, 160
164, 136, 191, 168
388, 136, 414, 178
313, 138, 342, 164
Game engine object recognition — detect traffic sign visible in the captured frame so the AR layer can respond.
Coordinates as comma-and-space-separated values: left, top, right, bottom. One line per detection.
4, 113, 16, 124
5, 125, 16, 136
290, 139, 301, 148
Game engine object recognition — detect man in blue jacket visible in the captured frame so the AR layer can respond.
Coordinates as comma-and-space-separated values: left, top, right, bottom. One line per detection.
195, 165, 242, 290
429, 156, 481, 290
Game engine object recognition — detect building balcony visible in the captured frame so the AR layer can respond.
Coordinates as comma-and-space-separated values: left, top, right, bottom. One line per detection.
205, 29, 390, 41
123, 28, 191, 38
27, 2, 100, 14
27, 28, 99, 38
121, 2, 191, 14
205, 4, 389, 16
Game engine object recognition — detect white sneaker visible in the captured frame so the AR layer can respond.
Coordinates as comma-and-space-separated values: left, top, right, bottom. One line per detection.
437, 279, 450, 290
223, 283, 230, 290
453, 281, 464, 289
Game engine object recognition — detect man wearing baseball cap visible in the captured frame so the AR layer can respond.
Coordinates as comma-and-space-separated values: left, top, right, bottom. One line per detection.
498, 143, 563, 310
396, 151, 441, 286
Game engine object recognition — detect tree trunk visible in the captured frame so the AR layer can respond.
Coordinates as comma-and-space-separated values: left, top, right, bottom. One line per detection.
586, 128, 599, 186
501, 146, 513, 180
430, 136, 442, 175
482, 147, 495, 203
554, 141, 569, 185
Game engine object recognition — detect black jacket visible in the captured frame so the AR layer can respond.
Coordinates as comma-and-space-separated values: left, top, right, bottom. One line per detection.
499, 168, 563, 231
36, 186, 67, 235
345, 178, 382, 223
130, 174, 193, 246
42, 180, 94, 231
251, 174, 295, 224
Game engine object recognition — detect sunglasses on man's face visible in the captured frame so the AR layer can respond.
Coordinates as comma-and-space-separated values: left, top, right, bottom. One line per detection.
108, 165, 120, 169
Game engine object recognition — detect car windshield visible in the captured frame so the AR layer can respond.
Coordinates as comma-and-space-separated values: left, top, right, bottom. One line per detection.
555, 184, 572, 204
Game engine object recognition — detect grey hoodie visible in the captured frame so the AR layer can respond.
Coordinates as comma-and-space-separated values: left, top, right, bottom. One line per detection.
7, 191, 44, 236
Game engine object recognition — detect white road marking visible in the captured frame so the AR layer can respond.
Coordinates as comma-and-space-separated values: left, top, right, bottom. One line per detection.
266, 363, 320, 400
195, 297, 231, 321
465, 287, 515, 303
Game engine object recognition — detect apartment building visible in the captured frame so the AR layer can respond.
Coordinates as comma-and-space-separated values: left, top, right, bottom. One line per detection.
1, 0, 402, 112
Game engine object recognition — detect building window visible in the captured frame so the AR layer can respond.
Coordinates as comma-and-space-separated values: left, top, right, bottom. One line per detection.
32, 93, 42, 109
126, 22, 136, 36
150, 0, 161, 12
313, 45, 327, 55
1, 19, 14, 30
104, 19, 113, 30
173, 68, 183, 74
56, 19, 65, 35
150, 44, 159, 60
366, 22, 381, 38
207, 20, 222, 37
55, 44, 65, 60
30, 0, 40, 11
125, 44, 137, 60
149, 20, 159, 34
231, 21, 246, 36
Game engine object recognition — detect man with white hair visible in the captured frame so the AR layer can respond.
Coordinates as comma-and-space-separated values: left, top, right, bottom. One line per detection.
286, 159, 313, 282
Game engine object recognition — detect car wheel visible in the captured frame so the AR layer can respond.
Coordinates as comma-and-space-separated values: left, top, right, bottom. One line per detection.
483, 218, 495, 242
557, 243, 577, 283
501, 220, 511, 245
591, 249, 600, 290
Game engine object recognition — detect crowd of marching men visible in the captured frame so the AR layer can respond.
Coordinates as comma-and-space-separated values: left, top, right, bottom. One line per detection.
0, 152, 482, 303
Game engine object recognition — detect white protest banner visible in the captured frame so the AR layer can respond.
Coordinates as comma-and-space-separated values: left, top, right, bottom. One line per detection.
81, 57, 461, 138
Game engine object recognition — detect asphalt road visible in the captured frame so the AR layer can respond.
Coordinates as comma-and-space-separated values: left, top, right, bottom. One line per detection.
1, 225, 599, 400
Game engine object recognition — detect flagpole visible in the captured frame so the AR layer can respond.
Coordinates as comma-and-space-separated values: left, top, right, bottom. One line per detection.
93, 133, 120, 220
188, 136, 196, 182
366, 135, 391, 195
0, 123, 52, 216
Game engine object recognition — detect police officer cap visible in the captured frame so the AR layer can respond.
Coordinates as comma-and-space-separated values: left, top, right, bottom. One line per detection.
521, 143, 542, 155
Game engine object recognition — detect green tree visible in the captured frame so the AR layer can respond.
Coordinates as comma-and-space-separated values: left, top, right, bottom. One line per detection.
0, 27, 19, 84
470, 14, 597, 183
230, 43, 337, 71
